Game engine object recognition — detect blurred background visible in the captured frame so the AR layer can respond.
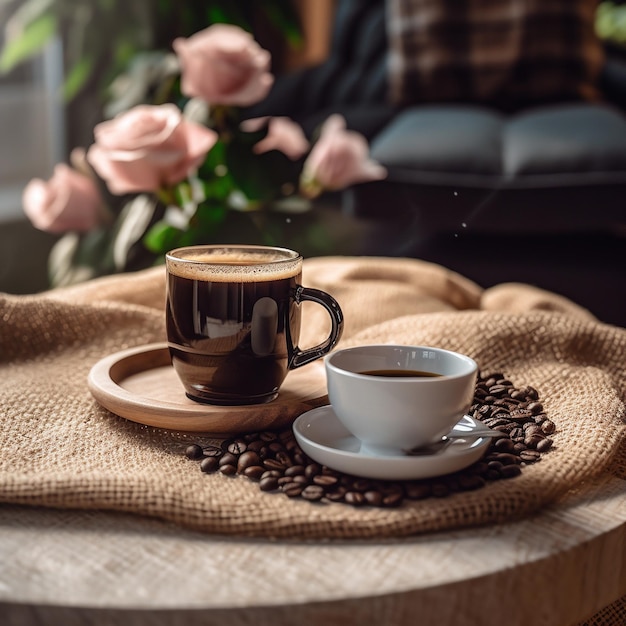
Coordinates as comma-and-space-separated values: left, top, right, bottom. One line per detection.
1, 0, 625, 323
0, 0, 336, 293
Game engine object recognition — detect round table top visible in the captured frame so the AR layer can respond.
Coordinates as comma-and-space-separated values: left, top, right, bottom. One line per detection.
0, 472, 624, 626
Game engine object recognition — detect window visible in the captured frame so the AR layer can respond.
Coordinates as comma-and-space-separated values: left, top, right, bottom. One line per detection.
0, 38, 65, 221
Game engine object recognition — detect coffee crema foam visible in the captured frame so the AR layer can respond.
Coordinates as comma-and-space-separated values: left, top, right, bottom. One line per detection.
167, 251, 301, 283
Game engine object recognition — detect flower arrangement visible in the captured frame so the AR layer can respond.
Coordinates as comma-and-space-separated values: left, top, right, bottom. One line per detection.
21, 23, 387, 286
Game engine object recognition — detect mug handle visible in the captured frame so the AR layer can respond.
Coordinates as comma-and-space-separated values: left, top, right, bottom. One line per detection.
289, 286, 344, 369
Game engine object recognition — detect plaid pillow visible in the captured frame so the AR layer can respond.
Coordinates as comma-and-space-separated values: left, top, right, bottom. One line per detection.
386, 0, 605, 110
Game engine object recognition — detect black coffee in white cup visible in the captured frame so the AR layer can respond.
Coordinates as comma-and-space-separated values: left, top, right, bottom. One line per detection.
166, 245, 343, 405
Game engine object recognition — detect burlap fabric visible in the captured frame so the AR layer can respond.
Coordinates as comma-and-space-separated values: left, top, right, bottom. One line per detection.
0, 256, 624, 539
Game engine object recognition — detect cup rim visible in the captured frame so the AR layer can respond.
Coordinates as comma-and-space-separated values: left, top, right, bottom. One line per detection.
166, 244, 301, 266
325, 344, 477, 382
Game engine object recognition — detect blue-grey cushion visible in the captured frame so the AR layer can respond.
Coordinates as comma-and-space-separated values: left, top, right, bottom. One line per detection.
370, 103, 626, 189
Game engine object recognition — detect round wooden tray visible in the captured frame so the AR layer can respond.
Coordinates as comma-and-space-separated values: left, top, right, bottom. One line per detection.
88, 343, 328, 434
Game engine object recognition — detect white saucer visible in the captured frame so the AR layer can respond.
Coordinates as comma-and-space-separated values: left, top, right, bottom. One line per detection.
292, 407, 491, 481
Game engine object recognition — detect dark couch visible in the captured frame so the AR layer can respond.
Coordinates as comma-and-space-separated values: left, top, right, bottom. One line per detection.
247, 0, 626, 327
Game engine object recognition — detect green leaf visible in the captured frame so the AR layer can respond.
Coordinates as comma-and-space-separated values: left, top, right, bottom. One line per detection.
206, 4, 249, 29
0, 13, 57, 72
193, 202, 228, 230
261, 0, 303, 48
62, 55, 94, 101
143, 221, 184, 254
223, 133, 301, 205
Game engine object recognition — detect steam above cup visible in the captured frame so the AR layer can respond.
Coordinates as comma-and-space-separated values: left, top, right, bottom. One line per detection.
325, 345, 478, 456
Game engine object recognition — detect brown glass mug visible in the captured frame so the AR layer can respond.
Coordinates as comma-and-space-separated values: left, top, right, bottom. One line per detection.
165, 244, 344, 405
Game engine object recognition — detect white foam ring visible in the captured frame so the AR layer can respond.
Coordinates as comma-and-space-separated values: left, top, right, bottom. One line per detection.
167, 249, 301, 282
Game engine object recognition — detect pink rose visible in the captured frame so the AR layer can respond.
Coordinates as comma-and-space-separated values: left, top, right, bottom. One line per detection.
240, 116, 310, 160
22, 159, 103, 234
300, 115, 387, 198
87, 104, 218, 194
173, 24, 274, 107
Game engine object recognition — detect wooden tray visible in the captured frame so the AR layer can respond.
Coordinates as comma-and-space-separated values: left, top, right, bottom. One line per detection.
88, 343, 329, 434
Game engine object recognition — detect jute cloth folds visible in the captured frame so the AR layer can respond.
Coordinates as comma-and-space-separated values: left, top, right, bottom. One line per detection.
0, 256, 624, 539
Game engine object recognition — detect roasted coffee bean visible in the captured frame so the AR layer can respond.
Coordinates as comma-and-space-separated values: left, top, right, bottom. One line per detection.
247, 439, 265, 453
525, 434, 545, 449
431, 483, 450, 498
219, 463, 237, 476
486, 417, 509, 428
275, 451, 292, 467
375, 482, 405, 497
313, 474, 338, 487
324, 487, 347, 502
468, 462, 488, 475
519, 450, 541, 463
284, 439, 298, 452
339, 475, 354, 487
200, 456, 219, 473
405, 483, 431, 499
305, 463, 322, 479
227, 440, 247, 455
510, 389, 527, 401
259, 431, 279, 442
259, 475, 279, 491
509, 409, 533, 421
536, 437, 553, 452
523, 423, 542, 436
382, 492, 404, 507
183, 370, 555, 508
293, 452, 307, 466
185, 444, 204, 460
344, 491, 366, 506
489, 384, 509, 395
285, 465, 305, 477
261, 469, 281, 480
494, 438, 516, 453
219, 452, 238, 467
237, 451, 261, 473
278, 476, 296, 486
510, 427, 524, 440
202, 445, 223, 458
500, 464, 522, 479
352, 479, 373, 492
493, 453, 521, 465
290, 475, 309, 485
263, 458, 286, 471
364, 491, 384, 506
282, 482, 304, 498
301, 485, 325, 501
458, 474, 486, 490
243, 465, 265, 480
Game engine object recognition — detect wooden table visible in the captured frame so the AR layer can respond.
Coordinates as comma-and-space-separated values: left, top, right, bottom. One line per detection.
0, 472, 624, 626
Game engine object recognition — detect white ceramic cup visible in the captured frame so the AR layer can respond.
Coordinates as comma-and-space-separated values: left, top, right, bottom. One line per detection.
325, 344, 478, 456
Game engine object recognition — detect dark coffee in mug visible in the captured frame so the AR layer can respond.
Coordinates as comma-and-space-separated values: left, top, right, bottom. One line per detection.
166, 246, 343, 405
